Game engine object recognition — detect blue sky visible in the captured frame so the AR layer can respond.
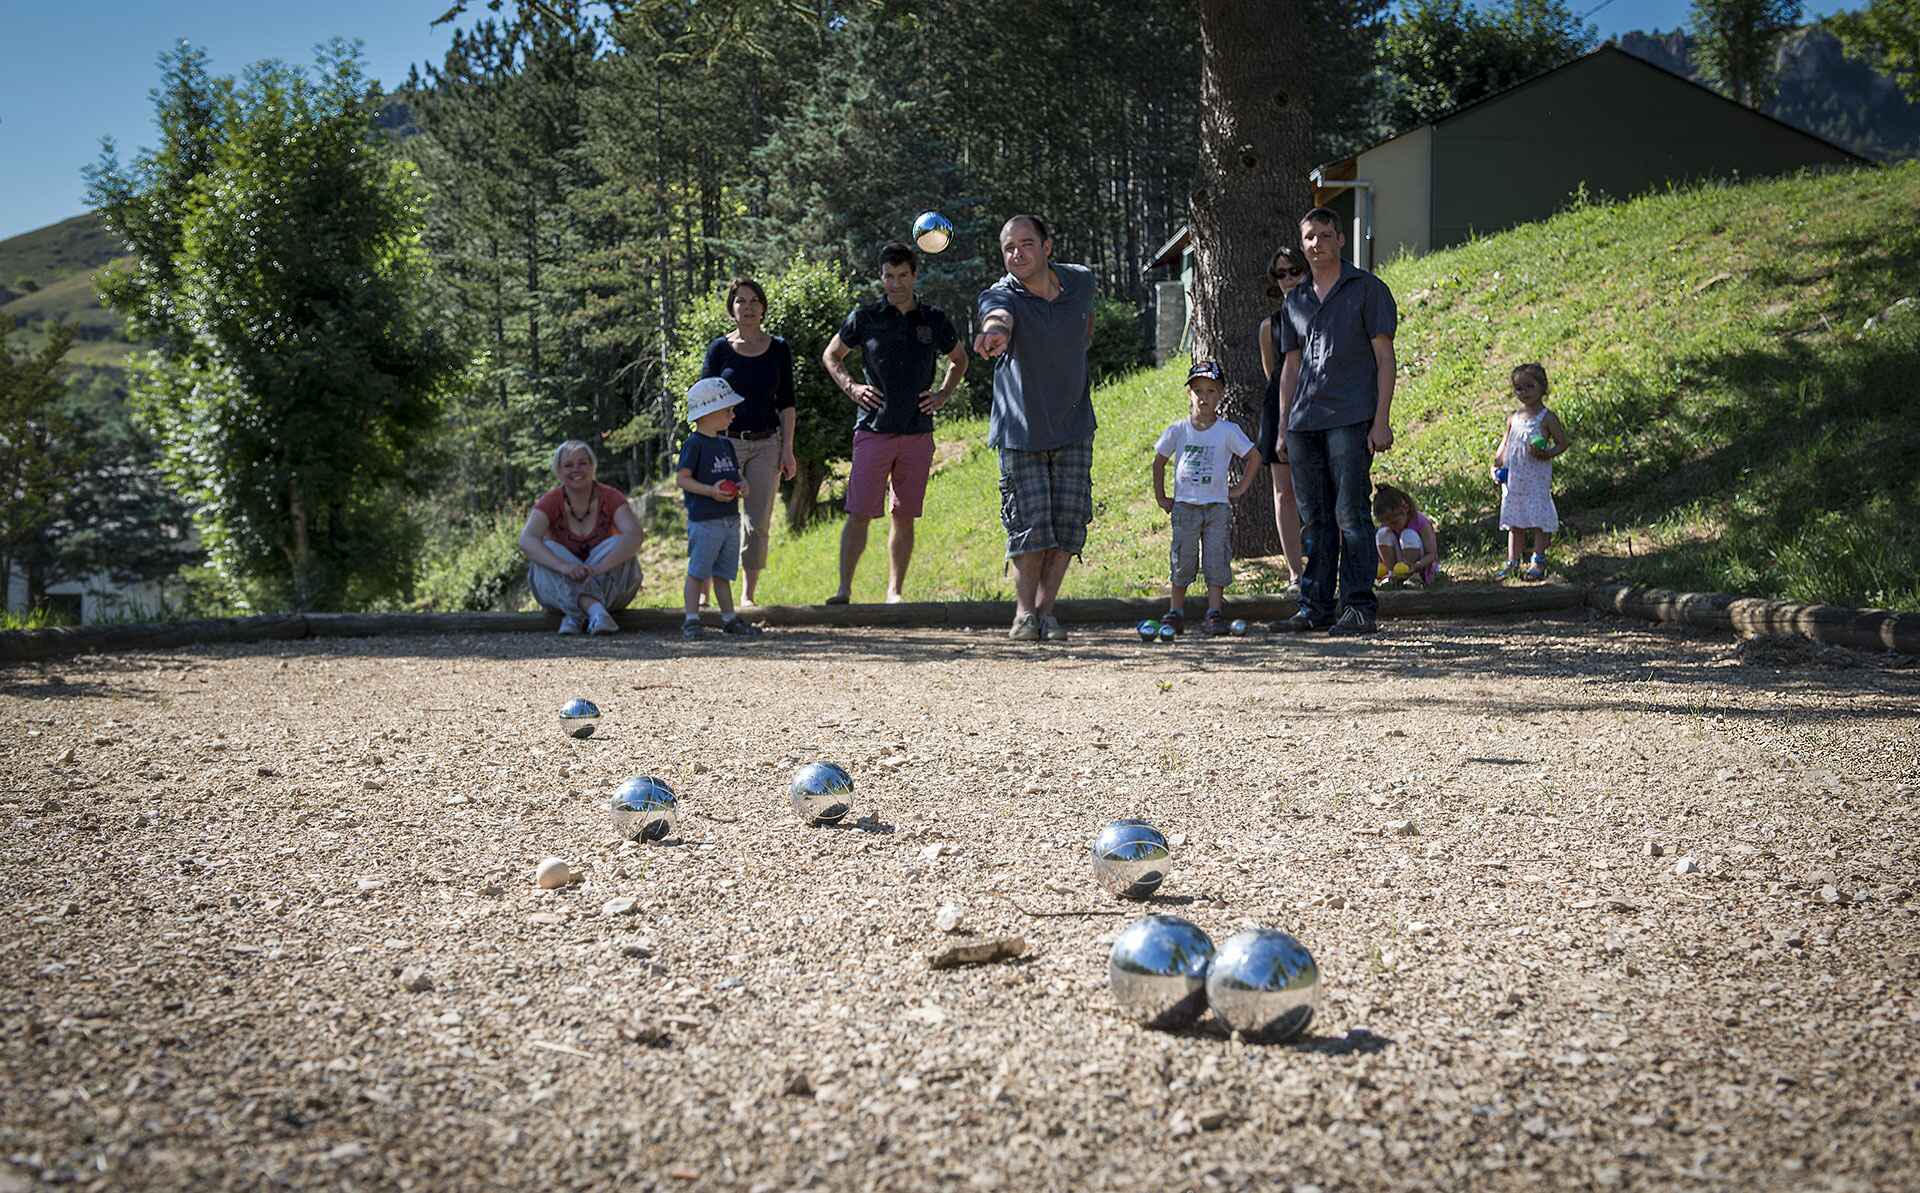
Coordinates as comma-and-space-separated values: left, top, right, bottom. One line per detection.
0, 1, 1861, 241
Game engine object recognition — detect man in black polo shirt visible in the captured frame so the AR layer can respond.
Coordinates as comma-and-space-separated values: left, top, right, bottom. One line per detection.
822, 241, 968, 604
1274, 207, 1399, 636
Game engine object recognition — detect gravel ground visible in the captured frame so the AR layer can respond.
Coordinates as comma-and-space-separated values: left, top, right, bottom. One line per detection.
3, 612, 1917, 1193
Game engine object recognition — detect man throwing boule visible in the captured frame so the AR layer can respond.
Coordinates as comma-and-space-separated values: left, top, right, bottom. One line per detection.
974, 214, 1097, 643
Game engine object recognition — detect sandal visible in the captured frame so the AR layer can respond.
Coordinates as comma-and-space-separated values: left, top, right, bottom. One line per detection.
1160, 609, 1185, 635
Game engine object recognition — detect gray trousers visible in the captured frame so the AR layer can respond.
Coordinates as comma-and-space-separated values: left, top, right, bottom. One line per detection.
529, 537, 641, 615
1170, 502, 1232, 588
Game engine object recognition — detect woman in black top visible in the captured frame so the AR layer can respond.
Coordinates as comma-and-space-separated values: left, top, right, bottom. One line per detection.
700, 277, 797, 604
1256, 244, 1311, 594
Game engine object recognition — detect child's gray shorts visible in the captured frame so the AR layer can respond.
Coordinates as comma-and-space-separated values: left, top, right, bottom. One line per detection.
1170, 501, 1232, 588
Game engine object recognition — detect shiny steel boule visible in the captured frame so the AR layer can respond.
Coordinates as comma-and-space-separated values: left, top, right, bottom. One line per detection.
1136, 619, 1160, 642
1157, 623, 1177, 644
1229, 618, 1248, 636
559, 697, 601, 739
789, 762, 854, 827
610, 775, 679, 843
1109, 915, 1215, 1029
1205, 928, 1320, 1043
1090, 819, 1173, 899
911, 211, 954, 254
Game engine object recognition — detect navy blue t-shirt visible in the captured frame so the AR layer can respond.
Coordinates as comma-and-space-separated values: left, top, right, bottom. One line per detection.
700, 337, 795, 434
837, 299, 960, 435
676, 432, 742, 522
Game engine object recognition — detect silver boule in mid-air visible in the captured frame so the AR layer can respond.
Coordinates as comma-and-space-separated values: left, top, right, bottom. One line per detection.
1205, 928, 1320, 1043
611, 775, 679, 843
1090, 818, 1173, 899
789, 762, 854, 827
559, 697, 601, 739
1108, 914, 1216, 1029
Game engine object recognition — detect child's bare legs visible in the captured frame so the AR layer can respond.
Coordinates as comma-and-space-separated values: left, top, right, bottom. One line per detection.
1509, 528, 1527, 562
682, 575, 704, 621
1167, 584, 1189, 618
1531, 530, 1552, 558
711, 579, 737, 617
1204, 583, 1226, 615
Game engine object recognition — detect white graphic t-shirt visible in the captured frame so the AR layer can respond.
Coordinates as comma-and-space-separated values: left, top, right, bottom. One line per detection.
1155, 418, 1256, 505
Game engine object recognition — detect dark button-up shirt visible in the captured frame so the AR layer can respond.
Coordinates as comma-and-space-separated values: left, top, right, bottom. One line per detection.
837, 298, 960, 436
976, 263, 1097, 451
1277, 262, 1398, 433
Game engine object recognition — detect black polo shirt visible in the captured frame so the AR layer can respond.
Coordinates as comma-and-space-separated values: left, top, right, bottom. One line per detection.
1276, 262, 1398, 433
837, 298, 960, 435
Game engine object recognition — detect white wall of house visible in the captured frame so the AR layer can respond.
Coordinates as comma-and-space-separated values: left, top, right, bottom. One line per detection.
6, 565, 177, 624
1361, 125, 1434, 266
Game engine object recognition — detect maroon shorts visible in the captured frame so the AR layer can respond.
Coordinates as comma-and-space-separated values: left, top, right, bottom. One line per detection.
846, 430, 936, 519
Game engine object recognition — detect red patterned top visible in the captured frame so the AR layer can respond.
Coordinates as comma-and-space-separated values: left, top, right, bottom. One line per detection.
533, 483, 628, 558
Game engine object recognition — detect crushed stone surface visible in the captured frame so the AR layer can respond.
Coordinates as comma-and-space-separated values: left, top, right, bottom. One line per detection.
3, 611, 1917, 1191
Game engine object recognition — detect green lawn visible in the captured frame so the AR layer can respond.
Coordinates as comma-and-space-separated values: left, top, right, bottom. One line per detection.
628, 162, 1920, 612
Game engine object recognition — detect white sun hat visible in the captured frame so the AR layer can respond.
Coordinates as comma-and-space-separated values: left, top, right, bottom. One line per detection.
686, 376, 745, 425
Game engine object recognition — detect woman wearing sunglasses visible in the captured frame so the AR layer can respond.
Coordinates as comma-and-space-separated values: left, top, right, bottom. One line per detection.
1255, 244, 1311, 594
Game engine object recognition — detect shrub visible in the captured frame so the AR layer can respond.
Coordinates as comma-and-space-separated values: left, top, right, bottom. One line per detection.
414, 510, 529, 612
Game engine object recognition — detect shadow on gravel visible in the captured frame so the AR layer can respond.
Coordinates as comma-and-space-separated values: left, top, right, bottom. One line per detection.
0, 670, 166, 703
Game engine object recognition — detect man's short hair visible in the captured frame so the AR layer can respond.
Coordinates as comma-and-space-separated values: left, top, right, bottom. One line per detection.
879, 241, 918, 273
1001, 214, 1052, 244
1299, 207, 1342, 231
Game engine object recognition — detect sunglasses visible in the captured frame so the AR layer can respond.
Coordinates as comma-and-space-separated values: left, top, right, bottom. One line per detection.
1278, 266, 1306, 279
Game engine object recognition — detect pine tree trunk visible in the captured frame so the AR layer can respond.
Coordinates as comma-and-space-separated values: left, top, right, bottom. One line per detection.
784, 458, 826, 533
1190, 0, 1314, 559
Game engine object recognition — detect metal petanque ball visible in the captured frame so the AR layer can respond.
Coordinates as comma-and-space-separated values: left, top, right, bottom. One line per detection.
1090, 819, 1173, 899
1136, 619, 1160, 642
1205, 928, 1320, 1043
610, 775, 679, 843
1229, 618, 1248, 636
1109, 914, 1216, 1029
789, 761, 854, 827
912, 211, 954, 254
560, 697, 601, 739
1157, 623, 1177, 644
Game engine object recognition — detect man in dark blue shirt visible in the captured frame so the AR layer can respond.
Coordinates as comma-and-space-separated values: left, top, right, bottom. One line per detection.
822, 241, 968, 604
1274, 207, 1399, 636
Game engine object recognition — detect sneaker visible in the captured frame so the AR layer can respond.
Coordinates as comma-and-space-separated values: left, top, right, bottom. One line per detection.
1523, 553, 1547, 582
558, 612, 584, 636
681, 618, 703, 640
1325, 606, 1378, 636
1161, 609, 1185, 635
1494, 559, 1521, 580
1008, 612, 1041, 641
1270, 611, 1332, 633
586, 606, 618, 635
722, 617, 763, 637
1202, 608, 1228, 635
1039, 614, 1068, 642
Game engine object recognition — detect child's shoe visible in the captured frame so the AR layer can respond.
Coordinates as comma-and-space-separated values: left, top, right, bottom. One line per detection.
681, 617, 703, 640
1522, 553, 1547, 581
722, 616, 763, 637
1160, 609, 1185, 635
1202, 608, 1228, 636
1494, 559, 1521, 580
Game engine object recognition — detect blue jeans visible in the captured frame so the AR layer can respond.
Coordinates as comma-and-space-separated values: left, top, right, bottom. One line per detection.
1286, 421, 1376, 621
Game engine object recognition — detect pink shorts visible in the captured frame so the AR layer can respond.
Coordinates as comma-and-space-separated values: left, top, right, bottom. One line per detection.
847, 430, 935, 519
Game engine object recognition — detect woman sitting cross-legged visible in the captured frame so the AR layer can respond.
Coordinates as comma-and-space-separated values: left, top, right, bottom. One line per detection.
518, 439, 644, 635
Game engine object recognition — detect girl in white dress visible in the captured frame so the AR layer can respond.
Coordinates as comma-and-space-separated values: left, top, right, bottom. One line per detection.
1492, 362, 1570, 580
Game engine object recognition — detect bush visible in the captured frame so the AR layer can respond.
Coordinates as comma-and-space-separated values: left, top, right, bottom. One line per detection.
414, 510, 529, 612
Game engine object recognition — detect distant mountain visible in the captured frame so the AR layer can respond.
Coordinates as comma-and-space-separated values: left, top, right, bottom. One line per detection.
1618, 25, 1920, 163
0, 212, 137, 369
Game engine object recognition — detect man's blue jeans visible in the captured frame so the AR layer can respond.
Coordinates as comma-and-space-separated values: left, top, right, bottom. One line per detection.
1286, 421, 1376, 622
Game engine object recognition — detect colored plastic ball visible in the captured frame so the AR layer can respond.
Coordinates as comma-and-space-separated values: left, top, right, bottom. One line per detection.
1137, 619, 1160, 642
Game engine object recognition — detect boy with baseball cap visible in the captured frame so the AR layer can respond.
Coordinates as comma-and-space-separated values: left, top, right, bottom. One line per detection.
1151, 360, 1262, 634
677, 377, 762, 640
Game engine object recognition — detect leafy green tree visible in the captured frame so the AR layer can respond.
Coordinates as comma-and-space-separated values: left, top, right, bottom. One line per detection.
0, 320, 84, 609
1690, 0, 1804, 108
1383, 0, 1597, 127
89, 44, 463, 611
1830, 0, 1920, 102
1307, 1, 1393, 161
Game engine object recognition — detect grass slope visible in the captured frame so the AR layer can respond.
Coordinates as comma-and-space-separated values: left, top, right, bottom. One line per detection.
0, 211, 135, 364
672, 163, 1918, 613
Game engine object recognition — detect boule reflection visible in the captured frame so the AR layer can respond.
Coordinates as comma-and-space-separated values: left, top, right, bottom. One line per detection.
1205, 928, 1320, 1042
611, 775, 679, 843
1109, 915, 1215, 1029
1090, 819, 1173, 899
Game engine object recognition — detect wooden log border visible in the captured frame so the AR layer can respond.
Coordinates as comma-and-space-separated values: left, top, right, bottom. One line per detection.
3, 582, 1910, 660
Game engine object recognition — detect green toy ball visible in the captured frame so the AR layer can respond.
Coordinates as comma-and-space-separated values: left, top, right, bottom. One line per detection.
1137, 619, 1160, 642
1529, 434, 1550, 451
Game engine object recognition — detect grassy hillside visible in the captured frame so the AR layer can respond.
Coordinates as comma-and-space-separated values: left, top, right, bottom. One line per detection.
643, 162, 1918, 613
0, 211, 136, 364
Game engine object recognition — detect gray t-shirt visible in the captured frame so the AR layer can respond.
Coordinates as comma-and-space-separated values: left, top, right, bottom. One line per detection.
976, 263, 1097, 451
1276, 262, 1398, 433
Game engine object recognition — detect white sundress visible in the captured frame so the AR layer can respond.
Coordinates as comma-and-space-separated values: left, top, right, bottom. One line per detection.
1499, 407, 1559, 533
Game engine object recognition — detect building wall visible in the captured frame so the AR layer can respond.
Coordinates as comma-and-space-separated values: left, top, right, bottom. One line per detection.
1359, 125, 1434, 266
1429, 49, 1860, 250
6, 566, 174, 625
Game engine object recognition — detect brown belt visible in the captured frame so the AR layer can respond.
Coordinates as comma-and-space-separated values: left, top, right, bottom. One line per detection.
725, 428, 779, 441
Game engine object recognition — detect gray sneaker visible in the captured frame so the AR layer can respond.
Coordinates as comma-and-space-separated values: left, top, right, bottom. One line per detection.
1008, 612, 1041, 641
1039, 614, 1068, 642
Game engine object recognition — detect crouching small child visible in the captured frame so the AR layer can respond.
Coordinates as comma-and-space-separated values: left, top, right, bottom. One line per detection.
1371, 483, 1439, 587
677, 378, 763, 640
1152, 360, 1263, 635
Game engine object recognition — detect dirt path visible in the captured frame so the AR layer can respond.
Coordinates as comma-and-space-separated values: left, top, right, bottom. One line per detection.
3, 613, 1916, 1191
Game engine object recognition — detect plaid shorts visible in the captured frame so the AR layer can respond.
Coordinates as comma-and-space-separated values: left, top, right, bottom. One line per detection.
998, 439, 1095, 557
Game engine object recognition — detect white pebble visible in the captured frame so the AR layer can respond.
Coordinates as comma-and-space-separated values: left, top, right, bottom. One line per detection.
1673, 856, 1700, 875
535, 858, 574, 889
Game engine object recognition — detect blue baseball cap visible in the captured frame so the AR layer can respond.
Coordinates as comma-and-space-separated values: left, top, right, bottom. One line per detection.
1186, 360, 1225, 384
